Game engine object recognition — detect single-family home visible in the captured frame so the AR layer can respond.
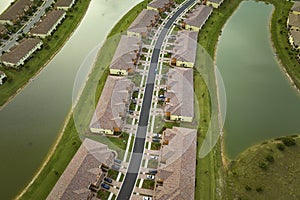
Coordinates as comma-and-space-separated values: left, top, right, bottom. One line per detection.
47, 138, 115, 200
109, 35, 141, 76
206, 0, 224, 9
0, 71, 7, 85
29, 9, 66, 38
155, 127, 197, 200
288, 13, 300, 31
0, 38, 43, 68
0, 0, 34, 25
291, 2, 300, 15
127, 9, 159, 37
289, 30, 300, 50
147, 0, 174, 13
89, 76, 133, 135
165, 67, 194, 122
170, 30, 198, 68
182, 5, 213, 32
54, 0, 76, 11
0, 24, 7, 35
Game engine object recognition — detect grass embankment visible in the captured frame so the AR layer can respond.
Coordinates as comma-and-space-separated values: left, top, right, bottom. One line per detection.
261, 0, 300, 89
224, 135, 300, 200
195, 0, 242, 199
17, 1, 149, 199
0, 0, 91, 107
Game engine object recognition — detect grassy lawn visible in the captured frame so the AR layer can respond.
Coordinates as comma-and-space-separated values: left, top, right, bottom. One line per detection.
0, 0, 91, 107
17, 1, 149, 199
142, 179, 155, 190
224, 135, 300, 200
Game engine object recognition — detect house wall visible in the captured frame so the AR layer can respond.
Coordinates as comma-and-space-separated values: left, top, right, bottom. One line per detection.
292, 11, 300, 15
184, 24, 200, 32
206, 1, 221, 8
127, 31, 141, 38
176, 60, 194, 68
170, 115, 193, 122
90, 127, 114, 135
289, 32, 300, 50
109, 69, 128, 76
147, 6, 158, 11
0, 73, 6, 85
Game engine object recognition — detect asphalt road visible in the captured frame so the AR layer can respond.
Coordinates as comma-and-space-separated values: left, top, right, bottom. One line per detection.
116, 0, 196, 199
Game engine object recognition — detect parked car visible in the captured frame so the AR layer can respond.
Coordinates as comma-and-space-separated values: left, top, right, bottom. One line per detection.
148, 169, 158, 175
142, 196, 152, 200
153, 133, 162, 138
146, 175, 155, 180
104, 177, 112, 183
101, 183, 110, 190
152, 138, 160, 143
150, 155, 158, 160
114, 158, 122, 164
111, 164, 120, 171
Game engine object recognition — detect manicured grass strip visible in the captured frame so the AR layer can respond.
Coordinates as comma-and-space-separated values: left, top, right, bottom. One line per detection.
17, 1, 149, 199
0, 0, 91, 107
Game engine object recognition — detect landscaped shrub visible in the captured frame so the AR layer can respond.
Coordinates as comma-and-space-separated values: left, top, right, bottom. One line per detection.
276, 143, 285, 151
280, 136, 296, 147
265, 154, 274, 163
259, 162, 268, 170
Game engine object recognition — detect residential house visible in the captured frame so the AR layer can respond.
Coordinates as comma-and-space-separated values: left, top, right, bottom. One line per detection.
109, 35, 141, 76
147, 0, 174, 13
155, 127, 197, 200
89, 76, 133, 135
127, 9, 159, 37
288, 13, 300, 31
0, 38, 43, 68
291, 2, 300, 15
182, 5, 213, 32
165, 67, 194, 122
289, 30, 300, 50
55, 0, 76, 10
0, 0, 34, 25
206, 0, 224, 9
29, 10, 66, 38
170, 30, 198, 68
0, 71, 7, 85
47, 138, 115, 200
0, 24, 8, 35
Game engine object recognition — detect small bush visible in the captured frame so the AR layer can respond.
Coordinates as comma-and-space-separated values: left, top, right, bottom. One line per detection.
259, 162, 268, 170
281, 137, 296, 147
277, 143, 285, 151
256, 187, 263, 193
265, 155, 274, 163
245, 185, 252, 191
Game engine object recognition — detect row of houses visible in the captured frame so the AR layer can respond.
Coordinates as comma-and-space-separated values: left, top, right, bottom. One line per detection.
287, 2, 300, 50
0, 0, 74, 68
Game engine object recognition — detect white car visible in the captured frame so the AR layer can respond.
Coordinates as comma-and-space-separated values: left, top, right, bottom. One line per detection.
146, 175, 155, 180
150, 155, 158, 160
152, 133, 162, 138
142, 196, 152, 200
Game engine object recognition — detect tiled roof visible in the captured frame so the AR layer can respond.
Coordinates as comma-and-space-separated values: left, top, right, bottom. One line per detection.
128, 9, 158, 35
0, 0, 33, 22
89, 76, 133, 131
30, 9, 66, 35
290, 30, 300, 47
184, 5, 212, 29
156, 127, 197, 200
148, 0, 170, 9
172, 30, 198, 63
110, 35, 141, 71
0, 38, 42, 64
165, 67, 194, 118
289, 13, 300, 28
55, 0, 75, 8
47, 138, 115, 200
292, 2, 300, 12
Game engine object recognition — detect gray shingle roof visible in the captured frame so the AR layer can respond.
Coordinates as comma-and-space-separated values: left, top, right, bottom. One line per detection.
55, 0, 75, 8
148, 0, 170, 9
89, 76, 133, 132
290, 30, 300, 47
184, 5, 212, 29
165, 67, 194, 118
30, 9, 66, 35
289, 13, 300, 28
0, 0, 33, 22
110, 35, 141, 71
128, 9, 158, 35
172, 30, 198, 64
292, 2, 300, 12
0, 38, 42, 64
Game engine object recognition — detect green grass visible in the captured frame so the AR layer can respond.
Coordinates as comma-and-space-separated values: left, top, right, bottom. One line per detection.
142, 179, 155, 190
0, 0, 91, 107
224, 135, 300, 200
16, 1, 150, 199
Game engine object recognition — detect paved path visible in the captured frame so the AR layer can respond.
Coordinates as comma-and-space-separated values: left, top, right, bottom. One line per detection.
116, 0, 196, 199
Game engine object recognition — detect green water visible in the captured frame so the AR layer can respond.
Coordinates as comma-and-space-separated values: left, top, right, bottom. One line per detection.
217, 1, 300, 159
